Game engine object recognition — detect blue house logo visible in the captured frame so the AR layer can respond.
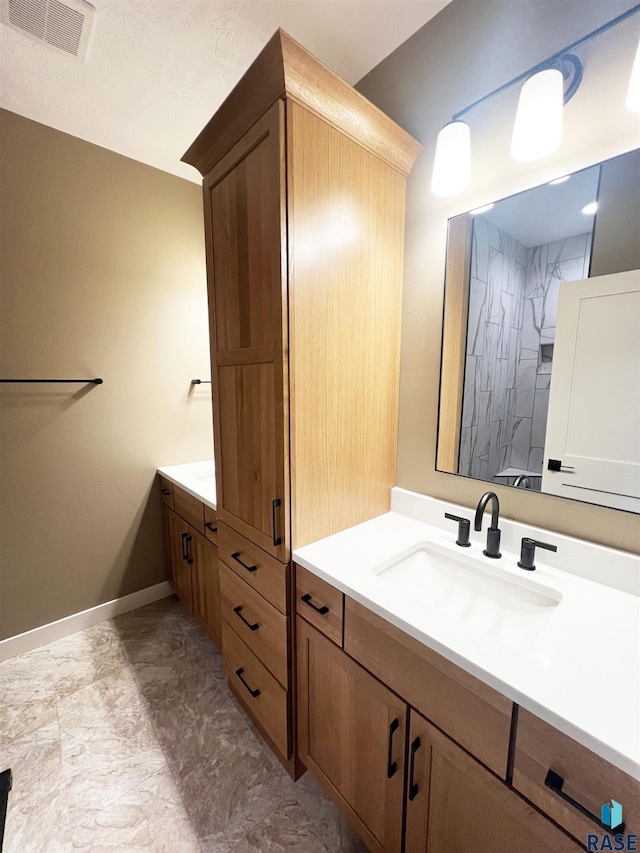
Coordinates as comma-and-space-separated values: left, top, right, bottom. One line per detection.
602, 800, 623, 830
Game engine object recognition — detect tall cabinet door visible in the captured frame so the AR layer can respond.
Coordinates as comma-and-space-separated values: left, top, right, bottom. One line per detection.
297, 618, 406, 853
203, 100, 289, 561
405, 710, 582, 853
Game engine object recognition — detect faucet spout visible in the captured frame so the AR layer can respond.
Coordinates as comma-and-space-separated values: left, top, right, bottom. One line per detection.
474, 491, 500, 531
474, 491, 502, 559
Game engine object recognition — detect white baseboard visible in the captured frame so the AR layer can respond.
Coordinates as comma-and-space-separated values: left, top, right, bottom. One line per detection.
0, 581, 173, 663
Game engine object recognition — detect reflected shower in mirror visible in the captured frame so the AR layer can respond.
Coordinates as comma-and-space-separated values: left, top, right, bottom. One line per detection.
437, 149, 640, 513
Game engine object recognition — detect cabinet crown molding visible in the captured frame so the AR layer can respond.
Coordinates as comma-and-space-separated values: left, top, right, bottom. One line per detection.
181, 28, 423, 177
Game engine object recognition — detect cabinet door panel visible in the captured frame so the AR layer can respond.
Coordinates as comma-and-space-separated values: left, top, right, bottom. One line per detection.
297, 617, 406, 853
192, 529, 221, 646
406, 710, 582, 853
204, 101, 289, 560
208, 105, 284, 354
166, 509, 192, 613
217, 362, 284, 555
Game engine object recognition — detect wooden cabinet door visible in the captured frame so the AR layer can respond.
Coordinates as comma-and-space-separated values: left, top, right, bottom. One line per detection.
203, 100, 289, 561
191, 529, 221, 646
166, 508, 192, 613
405, 710, 582, 853
297, 618, 406, 853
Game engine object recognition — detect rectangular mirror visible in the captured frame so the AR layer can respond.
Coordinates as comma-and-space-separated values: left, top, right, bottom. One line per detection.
437, 148, 640, 513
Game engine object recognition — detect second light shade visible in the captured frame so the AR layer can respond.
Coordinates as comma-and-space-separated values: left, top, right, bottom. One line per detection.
511, 68, 564, 162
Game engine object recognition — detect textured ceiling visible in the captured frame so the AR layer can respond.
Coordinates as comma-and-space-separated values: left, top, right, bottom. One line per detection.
0, 0, 451, 182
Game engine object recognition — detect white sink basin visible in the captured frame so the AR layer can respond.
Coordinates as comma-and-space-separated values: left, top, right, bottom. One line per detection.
373, 542, 562, 650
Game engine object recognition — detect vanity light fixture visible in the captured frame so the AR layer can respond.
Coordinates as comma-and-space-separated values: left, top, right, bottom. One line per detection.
582, 201, 598, 215
510, 68, 564, 162
626, 37, 640, 112
431, 121, 471, 196
431, 4, 640, 196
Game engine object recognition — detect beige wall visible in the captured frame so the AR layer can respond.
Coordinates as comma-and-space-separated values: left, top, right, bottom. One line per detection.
357, 0, 640, 553
0, 110, 213, 640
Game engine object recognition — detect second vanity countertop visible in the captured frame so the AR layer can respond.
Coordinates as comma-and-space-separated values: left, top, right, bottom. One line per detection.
293, 510, 640, 781
157, 460, 216, 510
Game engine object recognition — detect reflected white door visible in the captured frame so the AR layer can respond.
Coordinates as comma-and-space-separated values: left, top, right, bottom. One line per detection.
542, 269, 640, 512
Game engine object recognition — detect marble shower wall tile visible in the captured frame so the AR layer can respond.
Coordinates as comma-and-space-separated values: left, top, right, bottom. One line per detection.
461, 218, 530, 481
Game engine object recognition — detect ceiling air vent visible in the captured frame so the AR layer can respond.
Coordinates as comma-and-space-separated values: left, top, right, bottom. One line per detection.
3, 0, 95, 59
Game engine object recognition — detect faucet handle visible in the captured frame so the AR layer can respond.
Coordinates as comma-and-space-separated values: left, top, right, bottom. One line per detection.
518, 537, 558, 571
444, 513, 471, 547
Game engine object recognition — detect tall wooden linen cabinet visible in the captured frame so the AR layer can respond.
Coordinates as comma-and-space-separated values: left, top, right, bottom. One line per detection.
182, 30, 422, 778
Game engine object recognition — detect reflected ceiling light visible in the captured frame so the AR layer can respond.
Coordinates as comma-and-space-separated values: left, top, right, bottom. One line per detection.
627, 37, 640, 112
470, 203, 495, 215
511, 69, 564, 162
549, 175, 570, 185
431, 121, 471, 196
582, 202, 598, 215
430, 6, 639, 196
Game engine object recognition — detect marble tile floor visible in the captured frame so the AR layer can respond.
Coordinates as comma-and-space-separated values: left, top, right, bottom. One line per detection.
0, 596, 368, 853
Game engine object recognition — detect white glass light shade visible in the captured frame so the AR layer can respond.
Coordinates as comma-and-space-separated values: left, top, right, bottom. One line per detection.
626, 38, 640, 113
510, 69, 564, 162
431, 121, 471, 196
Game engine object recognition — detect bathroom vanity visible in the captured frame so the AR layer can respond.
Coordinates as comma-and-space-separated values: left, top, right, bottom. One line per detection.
293, 491, 640, 853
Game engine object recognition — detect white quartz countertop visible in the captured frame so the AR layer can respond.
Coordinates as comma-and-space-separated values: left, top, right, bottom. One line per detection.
293, 511, 640, 781
157, 460, 216, 511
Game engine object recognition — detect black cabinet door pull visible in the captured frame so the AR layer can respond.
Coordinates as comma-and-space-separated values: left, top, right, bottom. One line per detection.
231, 552, 257, 572
408, 736, 421, 801
387, 718, 399, 778
272, 498, 282, 546
160, 488, 171, 496
544, 770, 624, 833
301, 594, 329, 615
233, 605, 259, 631
235, 667, 260, 698
181, 531, 188, 561
185, 535, 194, 564
204, 522, 218, 533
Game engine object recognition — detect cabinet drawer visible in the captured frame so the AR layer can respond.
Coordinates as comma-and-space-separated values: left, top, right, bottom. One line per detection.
513, 708, 640, 843
203, 504, 218, 545
222, 620, 289, 759
173, 485, 205, 534
295, 564, 343, 646
218, 522, 288, 614
344, 598, 512, 778
159, 476, 174, 509
220, 562, 289, 687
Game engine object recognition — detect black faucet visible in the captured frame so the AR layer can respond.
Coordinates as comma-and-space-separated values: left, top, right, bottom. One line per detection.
474, 491, 502, 558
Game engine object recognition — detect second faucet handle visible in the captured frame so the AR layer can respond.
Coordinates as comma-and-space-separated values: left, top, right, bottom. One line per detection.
518, 537, 558, 571
444, 513, 471, 547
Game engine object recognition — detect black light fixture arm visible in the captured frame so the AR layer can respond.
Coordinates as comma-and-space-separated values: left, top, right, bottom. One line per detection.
451, 3, 640, 122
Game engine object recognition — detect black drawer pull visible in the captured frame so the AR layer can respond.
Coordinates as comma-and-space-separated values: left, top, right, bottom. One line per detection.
185, 535, 194, 564
181, 531, 188, 561
272, 498, 282, 547
387, 718, 399, 778
235, 667, 260, 698
160, 488, 171, 496
231, 552, 257, 573
544, 770, 624, 833
204, 522, 218, 533
233, 605, 259, 632
301, 594, 329, 615
408, 736, 421, 801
